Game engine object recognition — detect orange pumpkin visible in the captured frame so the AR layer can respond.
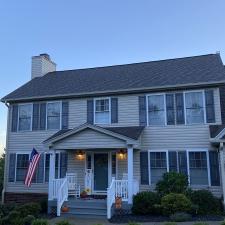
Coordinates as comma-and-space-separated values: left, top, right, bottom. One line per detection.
61, 206, 69, 212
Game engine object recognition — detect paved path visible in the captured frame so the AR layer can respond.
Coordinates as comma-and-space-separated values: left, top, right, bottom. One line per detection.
49, 216, 223, 225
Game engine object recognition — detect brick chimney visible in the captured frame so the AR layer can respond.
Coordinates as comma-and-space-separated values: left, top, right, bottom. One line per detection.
31, 53, 56, 79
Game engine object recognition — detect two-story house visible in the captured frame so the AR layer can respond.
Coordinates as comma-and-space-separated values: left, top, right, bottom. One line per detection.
2, 53, 225, 219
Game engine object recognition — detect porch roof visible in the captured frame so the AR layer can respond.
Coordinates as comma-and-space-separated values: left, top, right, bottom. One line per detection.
209, 124, 225, 143
43, 123, 144, 148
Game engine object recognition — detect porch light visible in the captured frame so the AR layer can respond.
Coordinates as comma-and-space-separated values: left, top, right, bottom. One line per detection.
117, 149, 127, 160
75, 150, 85, 160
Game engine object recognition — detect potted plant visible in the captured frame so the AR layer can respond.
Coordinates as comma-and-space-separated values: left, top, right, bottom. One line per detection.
80, 190, 88, 198
61, 205, 69, 213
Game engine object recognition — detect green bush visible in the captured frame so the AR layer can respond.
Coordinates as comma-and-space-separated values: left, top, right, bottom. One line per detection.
23, 215, 36, 225
32, 219, 49, 225
221, 220, 225, 225
17, 202, 41, 217
169, 212, 192, 222
132, 191, 160, 215
156, 172, 188, 196
186, 189, 223, 215
56, 220, 72, 225
0, 203, 16, 218
127, 222, 141, 225
40, 199, 48, 214
161, 193, 192, 215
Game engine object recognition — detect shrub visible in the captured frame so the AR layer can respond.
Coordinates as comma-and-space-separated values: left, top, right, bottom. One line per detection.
221, 220, 225, 225
23, 215, 36, 225
170, 212, 192, 222
127, 222, 141, 225
32, 219, 49, 225
156, 172, 188, 196
132, 191, 160, 215
186, 189, 223, 215
192, 223, 209, 225
0, 203, 16, 218
17, 202, 41, 217
161, 193, 192, 215
40, 199, 48, 214
56, 220, 72, 225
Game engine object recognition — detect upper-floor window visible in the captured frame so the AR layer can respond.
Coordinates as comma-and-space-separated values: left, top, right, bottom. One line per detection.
94, 98, 111, 124
47, 102, 61, 130
148, 95, 165, 125
185, 91, 204, 124
18, 104, 32, 131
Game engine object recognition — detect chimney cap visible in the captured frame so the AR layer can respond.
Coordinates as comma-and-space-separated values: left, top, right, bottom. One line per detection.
39, 53, 51, 60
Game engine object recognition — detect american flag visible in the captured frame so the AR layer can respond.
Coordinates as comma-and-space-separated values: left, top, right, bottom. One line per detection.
25, 148, 41, 187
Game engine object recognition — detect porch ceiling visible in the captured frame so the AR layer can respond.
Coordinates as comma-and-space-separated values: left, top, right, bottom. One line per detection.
43, 123, 143, 149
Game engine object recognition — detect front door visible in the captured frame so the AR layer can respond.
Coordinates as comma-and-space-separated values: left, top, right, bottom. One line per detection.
94, 153, 108, 191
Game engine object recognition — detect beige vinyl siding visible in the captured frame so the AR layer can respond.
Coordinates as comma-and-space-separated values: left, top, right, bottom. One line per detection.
53, 128, 127, 150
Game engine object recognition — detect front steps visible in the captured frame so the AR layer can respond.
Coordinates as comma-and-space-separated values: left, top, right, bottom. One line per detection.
61, 198, 107, 219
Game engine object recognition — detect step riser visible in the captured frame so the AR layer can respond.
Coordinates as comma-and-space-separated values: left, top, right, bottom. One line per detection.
62, 213, 107, 219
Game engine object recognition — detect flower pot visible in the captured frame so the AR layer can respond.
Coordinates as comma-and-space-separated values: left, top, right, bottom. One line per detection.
61, 206, 69, 213
115, 197, 122, 209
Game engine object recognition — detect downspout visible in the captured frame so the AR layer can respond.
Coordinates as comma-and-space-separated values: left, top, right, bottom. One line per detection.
2, 101, 9, 204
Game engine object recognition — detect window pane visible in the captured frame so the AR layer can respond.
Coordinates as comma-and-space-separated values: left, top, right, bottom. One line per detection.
95, 112, 110, 124
189, 152, 208, 185
95, 99, 109, 112
18, 105, 32, 131
185, 92, 204, 124
47, 102, 60, 129
150, 152, 167, 184
148, 95, 165, 125
16, 154, 29, 182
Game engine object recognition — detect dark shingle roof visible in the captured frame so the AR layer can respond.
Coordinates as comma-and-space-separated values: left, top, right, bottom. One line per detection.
209, 125, 225, 138
44, 126, 144, 143
2, 54, 225, 102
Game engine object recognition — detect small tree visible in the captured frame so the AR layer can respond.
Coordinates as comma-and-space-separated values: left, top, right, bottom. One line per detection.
0, 153, 5, 193
155, 172, 188, 196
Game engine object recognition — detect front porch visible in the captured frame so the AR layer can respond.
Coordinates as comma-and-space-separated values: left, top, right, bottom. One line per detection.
44, 124, 143, 219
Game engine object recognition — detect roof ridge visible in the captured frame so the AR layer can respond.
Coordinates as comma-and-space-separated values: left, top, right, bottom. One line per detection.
48, 53, 217, 74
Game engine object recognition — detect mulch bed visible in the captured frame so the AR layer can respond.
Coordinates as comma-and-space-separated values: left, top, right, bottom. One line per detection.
109, 214, 224, 223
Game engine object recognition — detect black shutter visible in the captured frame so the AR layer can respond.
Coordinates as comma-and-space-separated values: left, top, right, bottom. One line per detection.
169, 151, 177, 172
34, 154, 44, 183
111, 98, 118, 123
166, 94, 175, 125
139, 96, 147, 126
140, 151, 149, 185
175, 93, 185, 124
87, 100, 94, 124
8, 153, 16, 182
40, 103, 46, 130
209, 151, 220, 186
32, 103, 40, 130
62, 101, 69, 130
219, 85, 225, 124
205, 90, 215, 123
60, 152, 68, 178
11, 105, 18, 132
178, 151, 188, 176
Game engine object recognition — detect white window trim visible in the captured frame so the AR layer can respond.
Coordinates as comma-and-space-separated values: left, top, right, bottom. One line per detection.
148, 150, 169, 185
184, 90, 206, 125
146, 93, 167, 126
186, 148, 211, 187
46, 101, 62, 130
94, 97, 111, 125
17, 103, 33, 132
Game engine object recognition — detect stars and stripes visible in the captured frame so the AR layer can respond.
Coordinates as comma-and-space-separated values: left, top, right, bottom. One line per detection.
24, 148, 41, 187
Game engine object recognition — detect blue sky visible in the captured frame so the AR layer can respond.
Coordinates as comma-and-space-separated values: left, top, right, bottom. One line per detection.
0, 0, 225, 154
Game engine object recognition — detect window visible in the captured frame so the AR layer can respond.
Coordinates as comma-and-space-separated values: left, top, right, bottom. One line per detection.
94, 98, 110, 124
18, 104, 32, 131
185, 92, 204, 124
189, 151, 209, 185
47, 102, 61, 129
16, 154, 29, 182
148, 95, 165, 125
149, 152, 167, 184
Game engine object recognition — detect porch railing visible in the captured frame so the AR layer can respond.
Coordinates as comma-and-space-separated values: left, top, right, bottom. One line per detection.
107, 178, 115, 219
49, 178, 68, 216
56, 178, 68, 216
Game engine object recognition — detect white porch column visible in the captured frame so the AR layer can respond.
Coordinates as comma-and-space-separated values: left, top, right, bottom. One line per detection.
48, 149, 56, 200
219, 143, 225, 207
127, 145, 133, 204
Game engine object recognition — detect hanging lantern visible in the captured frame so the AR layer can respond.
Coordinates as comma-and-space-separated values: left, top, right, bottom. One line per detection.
117, 149, 127, 160
75, 150, 85, 160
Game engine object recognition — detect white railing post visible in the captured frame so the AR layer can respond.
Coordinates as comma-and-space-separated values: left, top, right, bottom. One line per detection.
127, 145, 133, 204
48, 150, 56, 200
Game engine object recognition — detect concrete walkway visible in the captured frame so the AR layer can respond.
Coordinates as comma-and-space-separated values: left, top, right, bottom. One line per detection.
49, 216, 223, 225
